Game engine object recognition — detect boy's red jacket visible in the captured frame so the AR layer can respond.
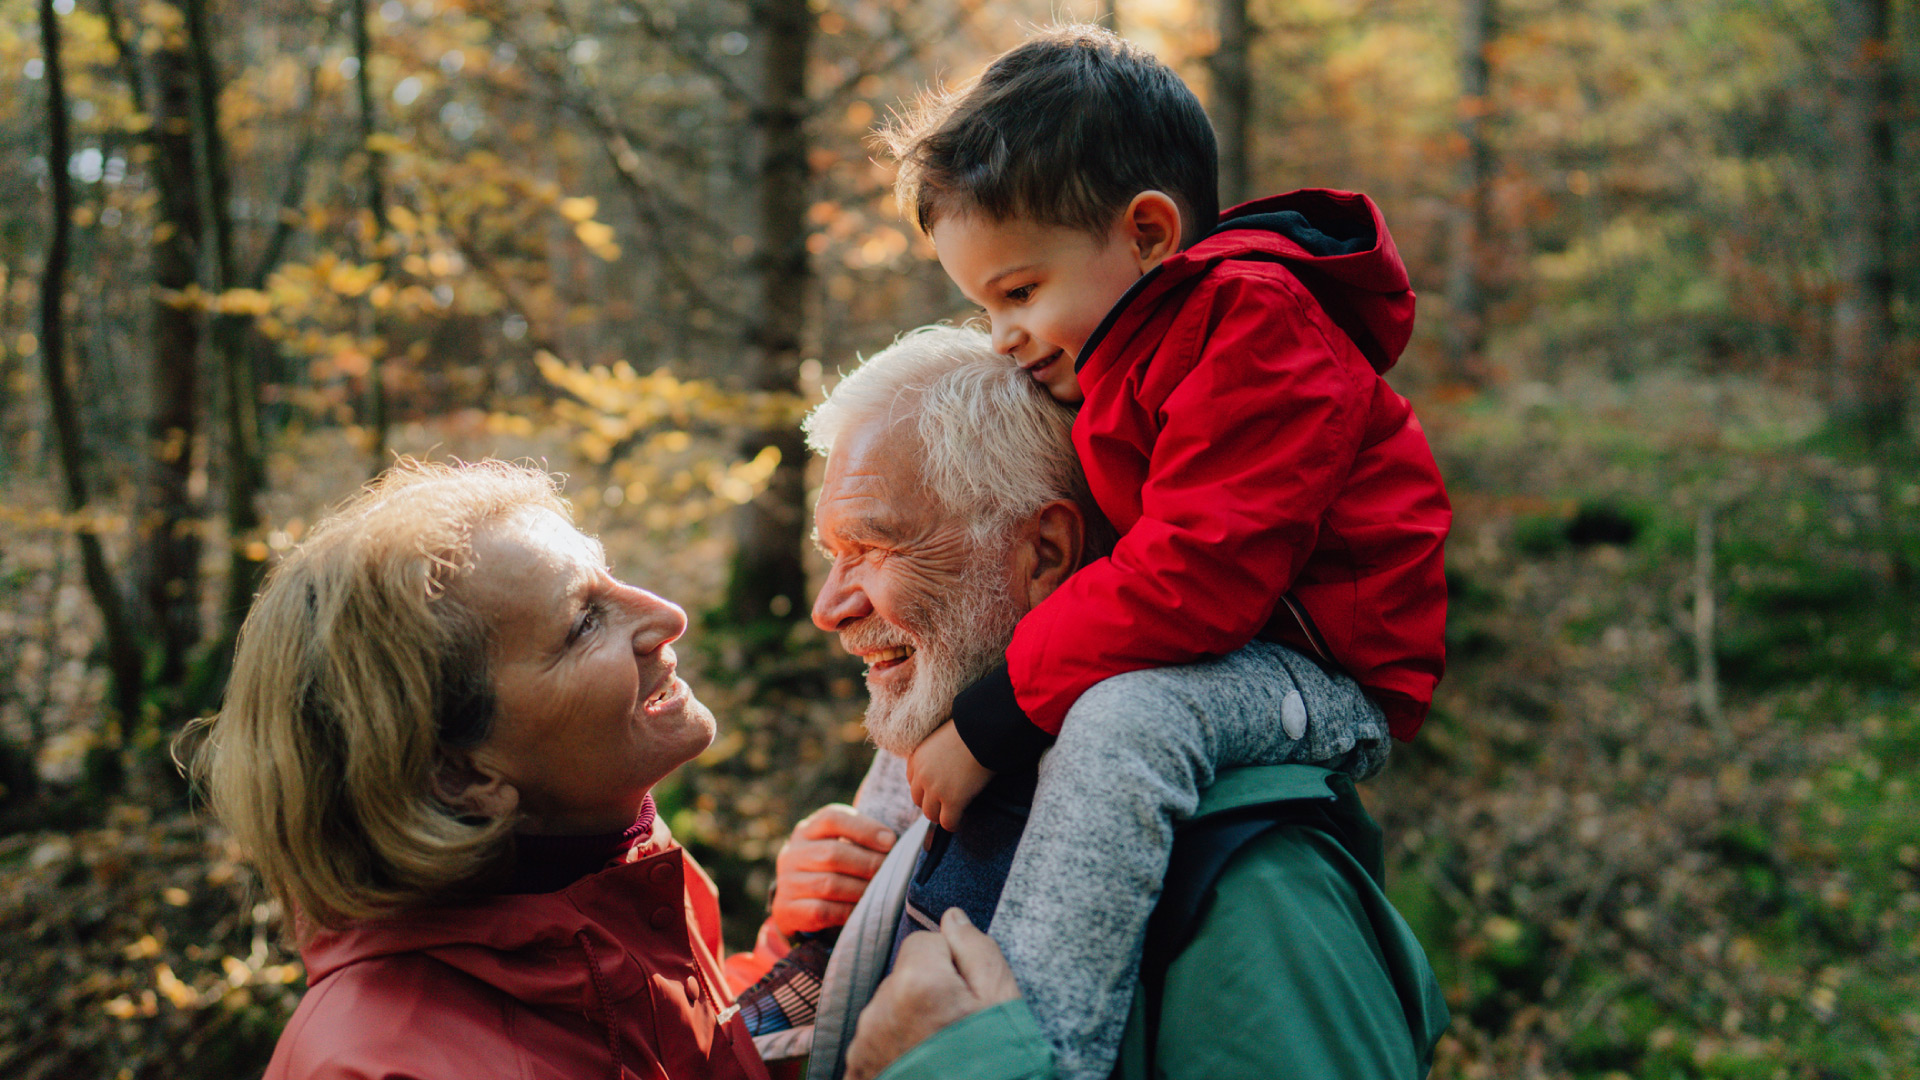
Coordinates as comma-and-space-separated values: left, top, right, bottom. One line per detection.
952, 190, 1449, 766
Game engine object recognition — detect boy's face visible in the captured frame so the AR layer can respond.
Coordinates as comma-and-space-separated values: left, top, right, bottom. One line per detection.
932, 211, 1149, 405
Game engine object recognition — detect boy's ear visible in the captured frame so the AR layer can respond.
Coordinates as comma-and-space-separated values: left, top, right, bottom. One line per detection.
1122, 191, 1184, 271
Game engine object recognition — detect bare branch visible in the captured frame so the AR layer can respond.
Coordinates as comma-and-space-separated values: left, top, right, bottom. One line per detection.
247, 60, 325, 289
38, 0, 146, 731
609, 0, 759, 108
810, 0, 976, 118
466, 2, 749, 321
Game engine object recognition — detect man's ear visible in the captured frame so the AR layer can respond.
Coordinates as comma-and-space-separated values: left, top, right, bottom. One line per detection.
435, 748, 519, 822
1122, 191, 1184, 271
1017, 499, 1086, 609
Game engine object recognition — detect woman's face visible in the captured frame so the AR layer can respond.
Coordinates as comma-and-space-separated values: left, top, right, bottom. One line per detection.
459, 508, 715, 834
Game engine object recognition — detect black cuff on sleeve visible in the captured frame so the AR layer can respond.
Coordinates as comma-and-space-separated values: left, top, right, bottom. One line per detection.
950, 662, 1054, 775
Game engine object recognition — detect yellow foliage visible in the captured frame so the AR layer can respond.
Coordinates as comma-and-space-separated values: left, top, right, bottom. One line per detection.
221, 955, 252, 987
102, 994, 150, 1020
213, 288, 273, 316
485, 413, 537, 437
387, 203, 420, 236
364, 132, 410, 156
574, 220, 619, 262
140, 1, 184, 33
558, 196, 599, 222
160, 283, 203, 309
154, 964, 200, 1010
327, 262, 383, 297
535, 352, 807, 534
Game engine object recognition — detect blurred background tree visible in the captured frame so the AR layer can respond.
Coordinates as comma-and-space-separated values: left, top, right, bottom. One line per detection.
0, 0, 1913, 1076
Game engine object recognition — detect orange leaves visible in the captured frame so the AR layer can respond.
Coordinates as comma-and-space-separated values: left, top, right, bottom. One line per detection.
329, 344, 372, 378
849, 225, 909, 269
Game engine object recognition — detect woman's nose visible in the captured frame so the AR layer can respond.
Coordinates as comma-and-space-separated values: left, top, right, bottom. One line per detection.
620, 586, 687, 651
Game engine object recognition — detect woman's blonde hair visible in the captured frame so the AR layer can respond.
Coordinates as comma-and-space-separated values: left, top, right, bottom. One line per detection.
185, 458, 570, 934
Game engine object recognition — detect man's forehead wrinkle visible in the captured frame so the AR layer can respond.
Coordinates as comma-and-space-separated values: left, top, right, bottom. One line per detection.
817, 486, 906, 542
823, 445, 917, 510
849, 513, 907, 544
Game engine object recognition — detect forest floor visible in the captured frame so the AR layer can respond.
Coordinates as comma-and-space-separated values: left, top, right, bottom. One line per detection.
0, 374, 1915, 1080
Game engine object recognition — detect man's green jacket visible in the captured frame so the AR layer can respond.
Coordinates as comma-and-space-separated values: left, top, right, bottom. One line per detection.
877, 765, 1451, 1080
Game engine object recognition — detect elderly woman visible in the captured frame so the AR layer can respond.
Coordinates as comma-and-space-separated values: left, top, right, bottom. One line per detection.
190, 460, 772, 1080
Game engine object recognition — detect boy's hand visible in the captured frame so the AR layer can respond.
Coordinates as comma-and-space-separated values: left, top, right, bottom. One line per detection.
906, 721, 995, 831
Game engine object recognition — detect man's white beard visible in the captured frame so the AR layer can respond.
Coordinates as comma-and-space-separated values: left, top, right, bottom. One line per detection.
850, 539, 1023, 756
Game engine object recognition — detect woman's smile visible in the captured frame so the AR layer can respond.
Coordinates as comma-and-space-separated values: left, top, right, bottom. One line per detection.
641, 671, 689, 716
462, 508, 716, 834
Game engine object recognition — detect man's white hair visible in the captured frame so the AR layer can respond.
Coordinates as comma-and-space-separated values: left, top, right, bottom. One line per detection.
803, 324, 1089, 547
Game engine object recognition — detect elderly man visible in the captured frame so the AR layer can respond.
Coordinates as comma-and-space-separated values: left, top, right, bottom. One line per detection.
768, 326, 1447, 1080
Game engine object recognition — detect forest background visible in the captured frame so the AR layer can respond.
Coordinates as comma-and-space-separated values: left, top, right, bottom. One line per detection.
0, 0, 1914, 1076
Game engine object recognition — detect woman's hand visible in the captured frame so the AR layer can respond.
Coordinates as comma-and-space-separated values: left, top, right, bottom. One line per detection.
845, 909, 1023, 1080
771, 804, 897, 937
905, 721, 995, 832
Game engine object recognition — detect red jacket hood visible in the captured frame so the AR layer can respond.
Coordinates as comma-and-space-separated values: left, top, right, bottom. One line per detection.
1080, 189, 1415, 376
302, 889, 637, 1008
299, 830, 690, 1010
268, 827, 769, 1080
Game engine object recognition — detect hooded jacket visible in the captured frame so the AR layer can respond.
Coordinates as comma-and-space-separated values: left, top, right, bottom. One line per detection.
264, 821, 771, 1080
953, 190, 1450, 767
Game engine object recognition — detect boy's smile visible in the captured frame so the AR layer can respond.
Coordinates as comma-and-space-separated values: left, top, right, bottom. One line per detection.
931, 211, 1157, 406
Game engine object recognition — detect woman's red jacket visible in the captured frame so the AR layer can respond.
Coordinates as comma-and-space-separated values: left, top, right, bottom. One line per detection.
264, 822, 770, 1080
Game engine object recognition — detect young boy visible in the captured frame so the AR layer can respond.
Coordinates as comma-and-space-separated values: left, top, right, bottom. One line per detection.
741, 24, 1449, 1079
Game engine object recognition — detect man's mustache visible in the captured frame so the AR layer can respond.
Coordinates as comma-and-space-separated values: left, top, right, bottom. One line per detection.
838, 619, 919, 658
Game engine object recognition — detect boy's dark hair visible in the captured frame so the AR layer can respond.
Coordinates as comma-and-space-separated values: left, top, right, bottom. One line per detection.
881, 24, 1219, 244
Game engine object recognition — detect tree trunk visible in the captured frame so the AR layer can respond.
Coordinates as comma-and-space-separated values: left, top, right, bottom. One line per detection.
1831, 0, 1901, 443
1446, 0, 1495, 386
1210, 0, 1252, 210
39, 0, 145, 734
724, 0, 812, 647
180, 0, 267, 641
105, 0, 206, 687
351, 0, 390, 470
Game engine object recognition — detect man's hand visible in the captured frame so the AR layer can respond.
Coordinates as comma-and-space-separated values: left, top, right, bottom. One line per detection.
845, 909, 1023, 1080
771, 804, 897, 937
906, 721, 996, 831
